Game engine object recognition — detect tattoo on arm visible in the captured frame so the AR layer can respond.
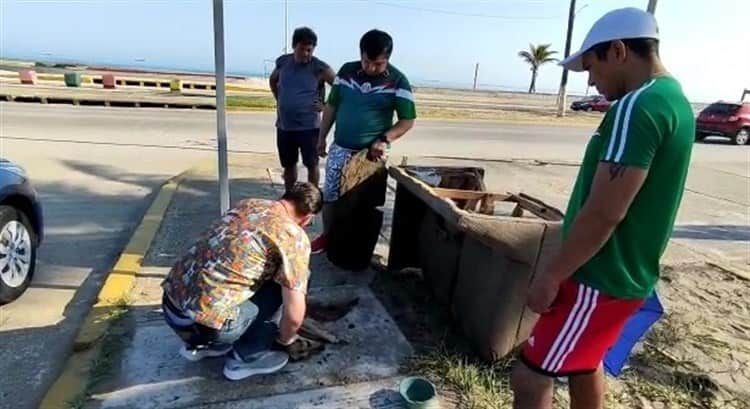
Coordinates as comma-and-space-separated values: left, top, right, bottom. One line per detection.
608, 163, 627, 181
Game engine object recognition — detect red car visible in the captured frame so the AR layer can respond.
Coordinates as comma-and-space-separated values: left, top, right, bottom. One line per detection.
570, 95, 612, 112
590, 97, 611, 112
696, 102, 750, 145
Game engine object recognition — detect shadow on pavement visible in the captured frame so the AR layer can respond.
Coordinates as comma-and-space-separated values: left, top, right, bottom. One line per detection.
76, 164, 413, 409
696, 137, 746, 146
143, 175, 283, 268
0, 159, 172, 409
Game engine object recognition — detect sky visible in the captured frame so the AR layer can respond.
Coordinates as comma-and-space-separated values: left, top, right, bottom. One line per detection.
1, 0, 748, 102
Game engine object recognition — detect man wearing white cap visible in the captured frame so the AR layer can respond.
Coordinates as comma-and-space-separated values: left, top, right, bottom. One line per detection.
512, 8, 695, 408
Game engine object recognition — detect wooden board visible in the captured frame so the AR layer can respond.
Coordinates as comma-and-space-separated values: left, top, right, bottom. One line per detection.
511, 193, 565, 221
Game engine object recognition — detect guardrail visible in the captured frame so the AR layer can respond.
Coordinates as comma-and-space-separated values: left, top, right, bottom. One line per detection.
0, 94, 216, 110
1, 70, 251, 92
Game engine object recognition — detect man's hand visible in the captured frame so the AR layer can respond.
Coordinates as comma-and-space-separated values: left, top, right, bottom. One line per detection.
369, 140, 389, 161
527, 274, 561, 314
269, 66, 280, 101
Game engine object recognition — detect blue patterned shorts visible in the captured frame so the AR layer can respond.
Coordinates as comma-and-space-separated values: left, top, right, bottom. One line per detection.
323, 143, 356, 203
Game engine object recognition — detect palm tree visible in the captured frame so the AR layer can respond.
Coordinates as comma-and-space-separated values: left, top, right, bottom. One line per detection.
518, 43, 558, 93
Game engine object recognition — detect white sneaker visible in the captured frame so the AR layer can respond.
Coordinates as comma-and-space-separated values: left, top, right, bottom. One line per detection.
179, 344, 233, 362
223, 350, 289, 381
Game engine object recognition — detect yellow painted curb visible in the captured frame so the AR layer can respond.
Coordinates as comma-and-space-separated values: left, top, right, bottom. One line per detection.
38, 172, 185, 409
39, 345, 101, 409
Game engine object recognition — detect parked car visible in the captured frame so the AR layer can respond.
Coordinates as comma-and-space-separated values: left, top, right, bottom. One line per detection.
696, 102, 750, 145
570, 95, 611, 112
0, 159, 43, 304
570, 96, 598, 111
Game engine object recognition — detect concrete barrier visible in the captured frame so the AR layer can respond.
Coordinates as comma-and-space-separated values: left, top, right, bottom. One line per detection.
102, 74, 116, 89
64, 72, 82, 87
170, 79, 182, 92
8, 69, 255, 93
19, 70, 37, 85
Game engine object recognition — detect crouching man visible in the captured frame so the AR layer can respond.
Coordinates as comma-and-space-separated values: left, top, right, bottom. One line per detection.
161, 182, 322, 381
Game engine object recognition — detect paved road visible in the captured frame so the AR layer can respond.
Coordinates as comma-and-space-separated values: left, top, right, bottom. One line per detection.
0, 103, 747, 408
0, 104, 210, 409
2, 103, 748, 166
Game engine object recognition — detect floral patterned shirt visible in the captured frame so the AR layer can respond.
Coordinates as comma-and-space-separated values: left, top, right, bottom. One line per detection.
162, 199, 310, 329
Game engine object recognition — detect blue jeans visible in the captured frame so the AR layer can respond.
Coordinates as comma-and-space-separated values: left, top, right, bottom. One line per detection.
163, 281, 282, 359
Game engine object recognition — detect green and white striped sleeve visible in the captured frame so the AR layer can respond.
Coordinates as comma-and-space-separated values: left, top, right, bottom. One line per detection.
600, 79, 663, 169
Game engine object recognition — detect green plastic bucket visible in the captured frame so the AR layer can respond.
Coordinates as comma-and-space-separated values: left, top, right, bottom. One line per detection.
399, 377, 439, 409
64, 72, 82, 87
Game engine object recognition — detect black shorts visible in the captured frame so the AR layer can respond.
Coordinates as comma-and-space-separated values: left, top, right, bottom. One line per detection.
276, 128, 319, 168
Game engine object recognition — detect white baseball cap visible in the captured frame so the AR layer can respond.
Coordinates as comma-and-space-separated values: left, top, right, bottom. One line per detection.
559, 7, 659, 72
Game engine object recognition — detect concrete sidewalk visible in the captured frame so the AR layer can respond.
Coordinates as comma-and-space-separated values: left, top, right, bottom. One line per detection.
72, 152, 748, 408
79, 154, 419, 409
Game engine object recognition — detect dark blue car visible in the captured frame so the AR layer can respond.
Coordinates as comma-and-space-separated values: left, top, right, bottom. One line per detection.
0, 159, 43, 304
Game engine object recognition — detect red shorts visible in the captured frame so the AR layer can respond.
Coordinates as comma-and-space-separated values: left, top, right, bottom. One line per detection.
521, 279, 644, 377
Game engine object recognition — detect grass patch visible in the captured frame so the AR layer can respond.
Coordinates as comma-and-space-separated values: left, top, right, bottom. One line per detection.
370, 266, 517, 408
370, 263, 735, 408
406, 348, 515, 409
618, 314, 725, 409
97, 300, 129, 323
226, 95, 276, 110
619, 370, 709, 408
221, 92, 599, 125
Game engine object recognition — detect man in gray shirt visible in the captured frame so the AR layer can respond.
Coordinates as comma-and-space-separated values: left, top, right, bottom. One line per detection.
270, 27, 336, 191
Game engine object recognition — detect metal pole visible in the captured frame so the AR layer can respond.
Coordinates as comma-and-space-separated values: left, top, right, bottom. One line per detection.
647, 0, 657, 14
473, 63, 479, 91
283, 0, 289, 54
213, 0, 230, 214
556, 0, 576, 117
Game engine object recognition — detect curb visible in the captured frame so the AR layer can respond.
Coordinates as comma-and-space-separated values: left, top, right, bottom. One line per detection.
38, 170, 187, 409
421, 155, 582, 167
0, 97, 598, 128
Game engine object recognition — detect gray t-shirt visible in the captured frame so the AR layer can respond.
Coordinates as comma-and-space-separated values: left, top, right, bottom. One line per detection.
275, 54, 329, 131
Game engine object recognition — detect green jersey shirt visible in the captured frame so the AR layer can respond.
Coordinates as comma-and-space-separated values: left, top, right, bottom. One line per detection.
566, 76, 695, 299
327, 61, 417, 150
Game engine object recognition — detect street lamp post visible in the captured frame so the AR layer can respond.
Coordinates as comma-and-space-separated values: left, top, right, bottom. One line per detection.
283, 0, 289, 54
473, 63, 479, 91
212, 0, 230, 214
556, 0, 578, 117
